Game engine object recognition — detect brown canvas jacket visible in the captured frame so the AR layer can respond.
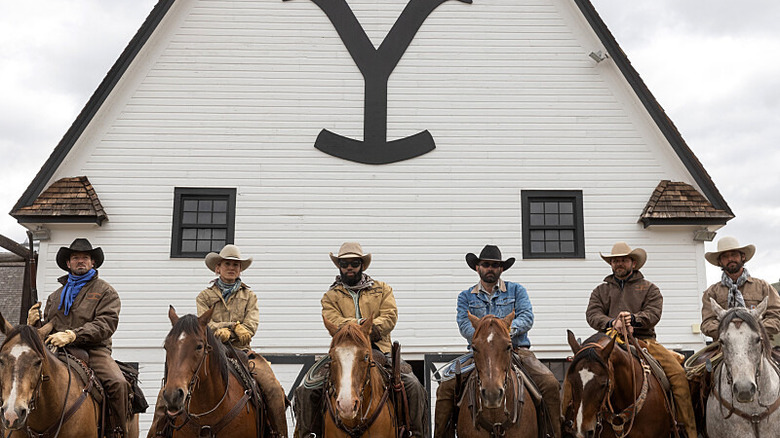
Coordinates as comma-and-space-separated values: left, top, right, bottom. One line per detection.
196, 282, 259, 350
321, 279, 398, 353
44, 272, 120, 350
701, 276, 780, 340
586, 271, 663, 339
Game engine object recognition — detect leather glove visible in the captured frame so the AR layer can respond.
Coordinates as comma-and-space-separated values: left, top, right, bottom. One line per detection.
27, 302, 42, 326
233, 323, 253, 345
214, 327, 232, 343
370, 325, 382, 343
46, 330, 77, 347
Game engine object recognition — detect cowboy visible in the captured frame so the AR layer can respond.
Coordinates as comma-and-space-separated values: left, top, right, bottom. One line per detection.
147, 244, 289, 438
26, 238, 130, 438
434, 245, 562, 438
701, 236, 780, 341
586, 242, 697, 438
292, 242, 429, 438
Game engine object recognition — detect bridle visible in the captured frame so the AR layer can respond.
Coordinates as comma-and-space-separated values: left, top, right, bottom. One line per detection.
469, 359, 523, 438
324, 351, 391, 438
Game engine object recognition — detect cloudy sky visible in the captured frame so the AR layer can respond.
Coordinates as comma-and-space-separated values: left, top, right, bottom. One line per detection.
1, 0, 778, 284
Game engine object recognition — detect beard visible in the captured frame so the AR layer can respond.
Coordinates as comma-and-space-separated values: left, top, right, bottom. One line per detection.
723, 260, 743, 275
613, 267, 631, 279
342, 269, 363, 286
478, 269, 499, 284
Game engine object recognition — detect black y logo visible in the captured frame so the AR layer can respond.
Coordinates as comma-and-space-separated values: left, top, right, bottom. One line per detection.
285, 0, 472, 164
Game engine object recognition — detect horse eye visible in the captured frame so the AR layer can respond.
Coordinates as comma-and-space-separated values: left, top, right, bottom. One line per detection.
505, 345, 512, 352
196, 344, 204, 351
32, 358, 42, 368
755, 337, 762, 344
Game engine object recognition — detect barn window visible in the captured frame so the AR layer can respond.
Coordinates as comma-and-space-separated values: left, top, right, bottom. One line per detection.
171, 188, 236, 258
521, 190, 584, 259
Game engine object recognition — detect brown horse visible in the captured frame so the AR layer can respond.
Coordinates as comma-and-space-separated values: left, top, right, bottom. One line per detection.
158, 306, 261, 437
0, 312, 138, 438
458, 312, 537, 438
322, 316, 396, 438
563, 331, 672, 438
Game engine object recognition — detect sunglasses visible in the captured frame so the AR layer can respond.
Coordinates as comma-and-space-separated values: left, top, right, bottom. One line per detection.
339, 260, 362, 269
480, 261, 502, 269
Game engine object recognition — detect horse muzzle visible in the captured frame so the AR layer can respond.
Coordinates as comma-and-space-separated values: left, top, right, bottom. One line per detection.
163, 386, 188, 415
0, 404, 28, 430
479, 385, 505, 409
734, 381, 757, 403
335, 395, 360, 420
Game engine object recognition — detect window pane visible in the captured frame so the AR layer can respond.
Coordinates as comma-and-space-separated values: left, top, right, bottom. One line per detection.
197, 229, 212, 240
531, 241, 545, 253
196, 240, 211, 252
530, 214, 545, 226
212, 212, 227, 225
559, 202, 573, 214
198, 212, 212, 224
561, 241, 575, 253
182, 228, 197, 239
560, 214, 573, 226
530, 230, 545, 241
546, 241, 560, 252
212, 229, 227, 240
545, 214, 559, 226
544, 202, 558, 214
182, 240, 196, 252
545, 230, 559, 240
183, 212, 197, 224
198, 200, 213, 212
213, 200, 228, 212
183, 199, 198, 212
561, 230, 574, 241
529, 202, 544, 214
212, 240, 225, 252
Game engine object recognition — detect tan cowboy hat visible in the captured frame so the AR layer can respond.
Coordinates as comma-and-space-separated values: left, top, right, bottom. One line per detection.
705, 236, 756, 267
205, 244, 253, 272
56, 238, 104, 272
600, 242, 647, 270
329, 242, 371, 270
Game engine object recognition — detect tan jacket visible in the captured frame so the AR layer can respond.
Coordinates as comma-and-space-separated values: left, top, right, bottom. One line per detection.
321, 280, 398, 353
44, 271, 120, 350
586, 271, 663, 339
701, 276, 780, 340
196, 282, 259, 349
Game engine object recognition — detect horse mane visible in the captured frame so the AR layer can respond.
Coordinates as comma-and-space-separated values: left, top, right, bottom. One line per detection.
472, 315, 510, 341
166, 314, 230, 382
0, 325, 49, 365
569, 332, 609, 370
330, 322, 370, 349
718, 307, 772, 354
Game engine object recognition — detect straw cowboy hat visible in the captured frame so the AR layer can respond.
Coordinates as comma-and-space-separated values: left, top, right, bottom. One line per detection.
56, 238, 104, 272
205, 244, 253, 272
330, 242, 372, 270
705, 236, 756, 267
466, 245, 515, 271
600, 242, 647, 270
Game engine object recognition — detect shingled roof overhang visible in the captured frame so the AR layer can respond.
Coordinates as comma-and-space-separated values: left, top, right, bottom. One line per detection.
640, 180, 733, 228
11, 176, 108, 226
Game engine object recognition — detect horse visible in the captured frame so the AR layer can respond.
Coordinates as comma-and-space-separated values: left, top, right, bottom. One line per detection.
0, 312, 139, 438
158, 306, 262, 437
322, 315, 396, 438
457, 312, 537, 438
563, 330, 672, 438
706, 297, 780, 438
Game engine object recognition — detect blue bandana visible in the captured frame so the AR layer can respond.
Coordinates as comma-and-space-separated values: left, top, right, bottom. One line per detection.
216, 278, 242, 301
59, 269, 97, 315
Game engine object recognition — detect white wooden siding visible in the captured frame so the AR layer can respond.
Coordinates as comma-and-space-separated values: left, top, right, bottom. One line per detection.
32, 0, 714, 432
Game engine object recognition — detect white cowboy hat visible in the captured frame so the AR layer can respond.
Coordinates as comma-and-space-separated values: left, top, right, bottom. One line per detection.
705, 236, 756, 267
205, 244, 253, 272
600, 242, 647, 270
329, 242, 371, 270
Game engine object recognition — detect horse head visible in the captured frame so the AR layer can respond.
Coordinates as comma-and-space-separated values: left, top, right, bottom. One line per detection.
162, 305, 224, 416
324, 315, 374, 421
711, 297, 770, 403
0, 312, 54, 430
468, 311, 514, 409
563, 331, 616, 438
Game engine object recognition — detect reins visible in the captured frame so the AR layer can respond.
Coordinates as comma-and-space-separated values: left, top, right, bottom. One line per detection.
469, 362, 524, 438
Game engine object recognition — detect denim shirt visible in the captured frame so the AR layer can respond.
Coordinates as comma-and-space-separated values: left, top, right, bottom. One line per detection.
456, 279, 534, 348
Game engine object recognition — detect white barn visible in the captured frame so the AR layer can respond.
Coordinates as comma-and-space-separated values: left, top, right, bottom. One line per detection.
11, 0, 733, 432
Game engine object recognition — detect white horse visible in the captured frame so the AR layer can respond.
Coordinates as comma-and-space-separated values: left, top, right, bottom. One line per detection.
707, 297, 780, 438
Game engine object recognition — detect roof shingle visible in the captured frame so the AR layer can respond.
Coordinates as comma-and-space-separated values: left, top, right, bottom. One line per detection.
640, 180, 734, 227
10, 176, 108, 225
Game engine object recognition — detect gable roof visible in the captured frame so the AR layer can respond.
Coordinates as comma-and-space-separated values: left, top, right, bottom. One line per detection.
12, 0, 733, 220
11, 176, 108, 225
639, 180, 733, 227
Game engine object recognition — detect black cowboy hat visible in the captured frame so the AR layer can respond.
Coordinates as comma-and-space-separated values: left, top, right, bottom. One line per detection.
56, 238, 104, 272
466, 245, 515, 271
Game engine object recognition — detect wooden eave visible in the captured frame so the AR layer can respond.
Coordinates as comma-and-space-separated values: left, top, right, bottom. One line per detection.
640, 180, 733, 228
10, 176, 108, 226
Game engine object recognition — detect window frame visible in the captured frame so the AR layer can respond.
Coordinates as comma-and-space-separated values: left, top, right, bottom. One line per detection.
521, 190, 584, 259
170, 187, 236, 258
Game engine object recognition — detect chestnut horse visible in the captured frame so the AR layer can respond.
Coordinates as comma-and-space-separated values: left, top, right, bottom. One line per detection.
322, 316, 396, 438
159, 306, 262, 437
0, 312, 139, 438
458, 312, 537, 438
563, 331, 672, 438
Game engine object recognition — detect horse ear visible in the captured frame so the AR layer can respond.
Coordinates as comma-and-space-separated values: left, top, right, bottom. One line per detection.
567, 330, 581, 354
752, 297, 769, 320
502, 311, 514, 329
168, 305, 179, 326
360, 315, 373, 337
198, 305, 215, 326
709, 297, 727, 321
37, 321, 54, 340
0, 312, 12, 335
602, 333, 617, 358
468, 312, 480, 329
323, 315, 339, 337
